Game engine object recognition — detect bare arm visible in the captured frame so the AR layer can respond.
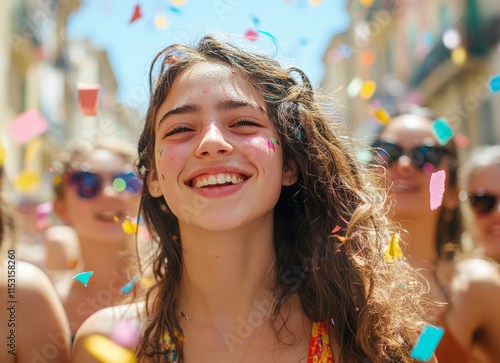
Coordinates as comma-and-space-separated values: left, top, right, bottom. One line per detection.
16, 261, 71, 363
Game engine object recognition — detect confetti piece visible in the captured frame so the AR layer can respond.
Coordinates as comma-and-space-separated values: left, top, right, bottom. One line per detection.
122, 220, 138, 234
359, 80, 377, 99
359, 0, 374, 7
14, 170, 41, 193
347, 77, 363, 98
337, 44, 352, 58
308, 0, 322, 6
360, 50, 376, 66
154, 14, 169, 29
330, 318, 335, 325
331, 225, 341, 234
129, 4, 142, 23
85, 335, 136, 363
355, 307, 359, 311
442, 28, 461, 50
244, 29, 258, 42
171, 0, 187, 5
384, 234, 402, 262
266, 138, 276, 151
431, 117, 453, 145
111, 319, 141, 348
73, 271, 94, 287
455, 133, 469, 148
429, 170, 446, 210
410, 325, 444, 361
7, 110, 49, 145
490, 73, 500, 93
113, 216, 119, 222
0, 137, 4, 167
140, 277, 154, 288
113, 177, 127, 192
121, 276, 139, 293
78, 82, 100, 116
257, 30, 278, 46
24, 138, 41, 163
169, 5, 182, 14
451, 46, 467, 65
374, 108, 391, 124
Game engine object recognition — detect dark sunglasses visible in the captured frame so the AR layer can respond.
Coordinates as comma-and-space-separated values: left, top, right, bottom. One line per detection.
469, 193, 500, 215
370, 141, 452, 170
66, 171, 143, 199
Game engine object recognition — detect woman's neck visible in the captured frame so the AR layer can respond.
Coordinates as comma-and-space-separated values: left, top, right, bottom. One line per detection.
396, 211, 440, 269
177, 217, 277, 327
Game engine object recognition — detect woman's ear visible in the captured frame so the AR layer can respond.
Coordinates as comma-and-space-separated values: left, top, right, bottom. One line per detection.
147, 168, 163, 197
282, 158, 299, 186
53, 197, 71, 224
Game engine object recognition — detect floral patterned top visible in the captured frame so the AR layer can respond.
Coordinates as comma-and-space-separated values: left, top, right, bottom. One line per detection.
163, 321, 333, 362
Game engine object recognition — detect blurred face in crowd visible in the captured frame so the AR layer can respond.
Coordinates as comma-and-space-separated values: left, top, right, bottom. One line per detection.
55, 148, 141, 244
376, 115, 456, 221
468, 165, 500, 262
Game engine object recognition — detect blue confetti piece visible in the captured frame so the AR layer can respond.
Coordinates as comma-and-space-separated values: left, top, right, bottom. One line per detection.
490, 73, 500, 94
169, 6, 182, 14
121, 276, 139, 293
73, 271, 94, 287
257, 30, 279, 45
431, 117, 453, 146
410, 325, 444, 361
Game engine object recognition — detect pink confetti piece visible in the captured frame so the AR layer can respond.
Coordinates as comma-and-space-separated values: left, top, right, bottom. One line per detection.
331, 225, 341, 234
429, 170, 446, 210
267, 139, 275, 151
110, 319, 141, 348
7, 110, 49, 145
330, 318, 335, 325
78, 83, 100, 116
244, 29, 258, 42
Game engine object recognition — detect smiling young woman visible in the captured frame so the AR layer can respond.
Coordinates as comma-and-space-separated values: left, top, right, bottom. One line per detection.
72, 36, 432, 363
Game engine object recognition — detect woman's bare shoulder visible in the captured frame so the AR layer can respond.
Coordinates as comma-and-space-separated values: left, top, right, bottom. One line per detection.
455, 257, 500, 285
72, 302, 144, 363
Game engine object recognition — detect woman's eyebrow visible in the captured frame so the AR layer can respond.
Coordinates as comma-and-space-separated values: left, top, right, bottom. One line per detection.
215, 99, 266, 114
157, 104, 202, 129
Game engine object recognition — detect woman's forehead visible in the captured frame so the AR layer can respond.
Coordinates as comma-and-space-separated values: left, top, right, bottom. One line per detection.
380, 115, 437, 145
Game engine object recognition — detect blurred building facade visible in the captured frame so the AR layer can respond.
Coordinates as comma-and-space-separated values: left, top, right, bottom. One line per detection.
1, 0, 140, 203
321, 0, 500, 148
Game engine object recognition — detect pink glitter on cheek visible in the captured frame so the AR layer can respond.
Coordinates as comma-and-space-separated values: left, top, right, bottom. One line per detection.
206, 122, 214, 131
267, 139, 275, 151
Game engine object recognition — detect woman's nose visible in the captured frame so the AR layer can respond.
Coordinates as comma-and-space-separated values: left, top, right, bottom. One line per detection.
195, 122, 233, 157
393, 155, 416, 177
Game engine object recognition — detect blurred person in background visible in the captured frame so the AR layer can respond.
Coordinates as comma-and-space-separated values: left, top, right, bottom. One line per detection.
460, 145, 500, 264
371, 107, 500, 362
0, 167, 71, 362
50, 139, 144, 337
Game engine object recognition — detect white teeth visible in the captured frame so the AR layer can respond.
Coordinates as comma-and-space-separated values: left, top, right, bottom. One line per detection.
192, 173, 245, 188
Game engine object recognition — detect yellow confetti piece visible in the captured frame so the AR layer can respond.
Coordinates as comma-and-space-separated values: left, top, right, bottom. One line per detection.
374, 108, 391, 124
359, 80, 376, 100
170, 0, 187, 5
84, 335, 136, 363
359, 0, 374, 7
451, 46, 467, 65
140, 277, 154, 288
14, 170, 41, 193
154, 14, 169, 29
113, 216, 119, 222
308, 0, 322, 6
0, 136, 5, 167
24, 138, 41, 163
384, 233, 403, 262
122, 220, 138, 234
52, 175, 62, 185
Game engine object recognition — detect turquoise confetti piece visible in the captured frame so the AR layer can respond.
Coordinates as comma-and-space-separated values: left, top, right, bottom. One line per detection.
490, 73, 500, 94
121, 276, 139, 293
257, 30, 279, 45
410, 325, 444, 361
431, 117, 453, 146
73, 271, 94, 287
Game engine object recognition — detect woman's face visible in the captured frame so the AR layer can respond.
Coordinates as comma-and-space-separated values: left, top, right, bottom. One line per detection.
149, 61, 289, 232
377, 114, 455, 220
56, 149, 141, 243
468, 165, 500, 261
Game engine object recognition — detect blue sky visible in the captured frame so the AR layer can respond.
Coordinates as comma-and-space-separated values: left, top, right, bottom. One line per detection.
68, 0, 350, 112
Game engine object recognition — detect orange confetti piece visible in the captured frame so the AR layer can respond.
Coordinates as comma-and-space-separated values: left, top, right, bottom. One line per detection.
331, 225, 341, 234
360, 50, 376, 66
129, 4, 142, 23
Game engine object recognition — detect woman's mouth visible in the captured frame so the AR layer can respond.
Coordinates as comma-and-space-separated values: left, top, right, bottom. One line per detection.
189, 173, 248, 189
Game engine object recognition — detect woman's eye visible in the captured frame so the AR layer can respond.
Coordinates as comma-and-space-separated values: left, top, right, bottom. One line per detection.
165, 126, 193, 137
232, 119, 261, 127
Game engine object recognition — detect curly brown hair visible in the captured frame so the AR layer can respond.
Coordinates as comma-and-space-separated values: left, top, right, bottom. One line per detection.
135, 36, 427, 362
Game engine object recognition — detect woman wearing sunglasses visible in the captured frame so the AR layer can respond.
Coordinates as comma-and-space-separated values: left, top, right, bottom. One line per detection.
51, 139, 143, 337
460, 145, 500, 263
372, 108, 500, 362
